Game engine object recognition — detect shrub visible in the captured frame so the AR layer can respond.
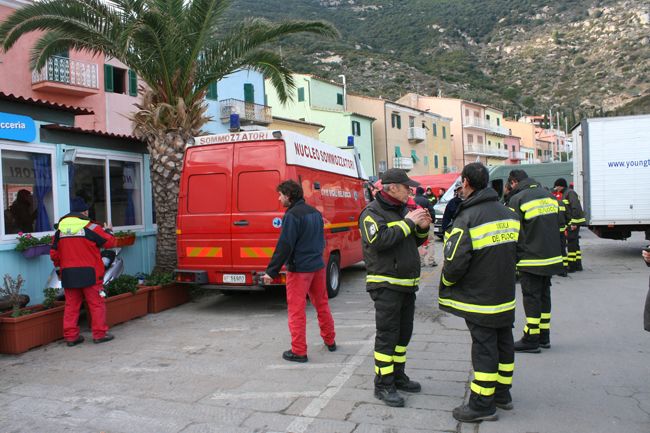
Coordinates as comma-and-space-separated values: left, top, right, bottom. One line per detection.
0, 274, 25, 317
14, 233, 52, 252
144, 272, 174, 286
105, 275, 139, 297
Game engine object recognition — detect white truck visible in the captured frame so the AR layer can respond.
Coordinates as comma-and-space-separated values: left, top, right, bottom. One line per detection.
572, 114, 650, 240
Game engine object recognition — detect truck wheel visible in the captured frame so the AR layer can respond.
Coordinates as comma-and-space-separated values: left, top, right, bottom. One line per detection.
326, 254, 341, 299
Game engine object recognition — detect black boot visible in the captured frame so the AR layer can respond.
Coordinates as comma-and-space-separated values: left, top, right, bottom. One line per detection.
495, 390, 513, 410
514, 337, 540, 353
452, 404, 498, 422
539, 330, 551, 349
374, 384, 405, 407
394, 364, 421, 393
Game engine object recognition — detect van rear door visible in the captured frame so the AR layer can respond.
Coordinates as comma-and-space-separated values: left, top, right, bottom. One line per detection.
178, 144, 234, 273
230, 140, 286, 276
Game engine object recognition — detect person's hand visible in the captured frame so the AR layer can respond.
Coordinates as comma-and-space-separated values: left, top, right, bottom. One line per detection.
642, 249, 650, 264
405, 208, 427, 226
261, 273, 273, 285
418, 212, 432, 229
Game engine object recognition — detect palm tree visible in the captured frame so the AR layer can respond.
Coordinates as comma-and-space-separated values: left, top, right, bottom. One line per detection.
0, 0, 337, 271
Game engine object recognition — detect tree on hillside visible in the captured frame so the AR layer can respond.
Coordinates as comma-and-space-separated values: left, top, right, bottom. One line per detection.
0, 0, 337, 271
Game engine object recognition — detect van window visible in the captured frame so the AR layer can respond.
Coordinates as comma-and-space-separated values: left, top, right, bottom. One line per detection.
491, 179, 504, 198
188, 174, 227, 213
238, 170, 280, 212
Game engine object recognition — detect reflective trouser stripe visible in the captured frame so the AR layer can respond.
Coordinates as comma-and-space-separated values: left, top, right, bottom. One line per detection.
474, 372, 498, 381
576, 250, 582, 260
374, 351, 393, 362
497, 374, 513, 385
524, 317, 540, 335
393, 345, 406, 363
497, 362, 515, 386
540, 312, 551, 330
375, 365, 394, 375
366, 275, 420, 286
567, 252, 577, 262
470, 382, 495, 396
498, 362, 515, 372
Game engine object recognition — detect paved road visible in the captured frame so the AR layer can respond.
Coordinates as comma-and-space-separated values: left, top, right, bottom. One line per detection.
0, 231, 648, 432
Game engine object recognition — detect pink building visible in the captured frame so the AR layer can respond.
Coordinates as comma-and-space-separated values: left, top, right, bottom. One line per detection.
0, 0, 139, 135
504, 134, 524, 165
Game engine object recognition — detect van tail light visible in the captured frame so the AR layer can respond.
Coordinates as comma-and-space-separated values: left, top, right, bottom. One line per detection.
253, 271, 286, 285
174, 270, 208, 284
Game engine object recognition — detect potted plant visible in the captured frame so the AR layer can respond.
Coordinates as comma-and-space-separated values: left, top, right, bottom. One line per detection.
139, 272, 190, 314
0, 275, 65, 354
15, 232, 52, 258
113, 230, 136, 247
103, 274, 151, 327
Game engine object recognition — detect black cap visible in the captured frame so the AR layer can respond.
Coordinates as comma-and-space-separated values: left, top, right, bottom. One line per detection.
70, 197, 89, 213
554, 178, 568, 188
380, 168, 420, 187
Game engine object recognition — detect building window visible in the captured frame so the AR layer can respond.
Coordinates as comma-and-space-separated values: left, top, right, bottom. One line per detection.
394, 146, 402, 157
467, 134, 474, 144
474, 111, 479, 118
206, 82, 218, 100
486, 114, 491, 121
497, 118, 501, 126
409, 116, 415, 128
434, 155, 439, 168
104, 65, 132, 94
442, 126, 446, 138
336, 93, 344, 105
298, 87, 305, 102
244, 83, 255, 103
488, 140, 492, 146
465, 109, 469, 117
432, 123, 437, 136
2, 147, 55, 236
443, 156, 448, 167
424, 155, 429, 165
477, 136, 484, 145
68, 155, 143, 228
351, 120, 361, 137
537, 149, 542, 157
421, 121, 426, 129
411, 150, 419, 163
391, 113, 402, 129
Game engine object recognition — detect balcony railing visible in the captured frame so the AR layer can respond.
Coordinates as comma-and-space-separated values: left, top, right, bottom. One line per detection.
462, 118, 510, 136
407, 127, 426, 143
510, 151, 525, 160
465, 144, 509, 159
393, 157, 414, 170
220, 98, 272, 125
32, 56, 99, 95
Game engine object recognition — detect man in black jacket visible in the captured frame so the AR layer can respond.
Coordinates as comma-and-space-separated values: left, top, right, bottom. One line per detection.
360, 168, 431, 407
440, 163, 519, 422
414, 186, 437, 267
441, 183, 463, 232
262, 180, 336, 363
507, 170, 564, 352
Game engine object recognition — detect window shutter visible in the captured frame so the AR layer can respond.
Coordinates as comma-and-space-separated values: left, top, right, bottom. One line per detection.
395, 146, 402, 157
442, 126, 446, 138
434, 155, 439, 168
337, 93, 343, 105
411, 150, 419, 162
244, 83, 254, 103
128, 70, 137, 96
207, 82, 218, 100
104, 64, 114, 92
397, 116, 401, 129
432, 123, 437, 136
298, 87, 305, 102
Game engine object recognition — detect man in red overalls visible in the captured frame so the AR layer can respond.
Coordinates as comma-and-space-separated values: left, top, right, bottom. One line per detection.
50, 197, 117, 346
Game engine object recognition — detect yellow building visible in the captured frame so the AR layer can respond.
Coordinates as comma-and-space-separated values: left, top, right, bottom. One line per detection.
267, 116, 323, 139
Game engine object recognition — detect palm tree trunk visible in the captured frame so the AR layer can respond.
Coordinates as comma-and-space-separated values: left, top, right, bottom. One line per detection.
148, 132, 187, 273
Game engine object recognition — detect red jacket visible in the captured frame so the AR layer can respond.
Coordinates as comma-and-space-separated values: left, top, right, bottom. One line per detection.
50, 213, 116, 288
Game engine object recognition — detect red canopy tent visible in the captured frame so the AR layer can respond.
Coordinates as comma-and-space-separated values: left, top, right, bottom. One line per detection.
374, 172, 460, 197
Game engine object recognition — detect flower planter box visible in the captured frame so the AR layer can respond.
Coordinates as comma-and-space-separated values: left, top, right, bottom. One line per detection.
142, 283, 191, 314
21, 244, 51, 259
0, 304, 65, 354
114, 235, 136, 247
104, 287, 151, 327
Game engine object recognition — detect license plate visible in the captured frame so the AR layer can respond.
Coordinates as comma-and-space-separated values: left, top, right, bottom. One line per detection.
223, 274, 246, 284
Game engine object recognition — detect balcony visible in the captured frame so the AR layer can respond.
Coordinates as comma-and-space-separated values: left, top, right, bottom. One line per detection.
393, 157, 414, 170
407, 127, 426, 143
462, 118, 510, 136
32, 56, 99, 96
465, 144, 509, 159
220, 98, 272, 125
510, 151, 525, 160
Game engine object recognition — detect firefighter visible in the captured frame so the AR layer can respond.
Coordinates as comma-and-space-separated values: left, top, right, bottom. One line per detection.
506, 170, 564, 353
440, 163, 519, 423
554, 178, 585, 272
360, 168, 431, 407
552, 186, 569, 276
50, 197, 117, 346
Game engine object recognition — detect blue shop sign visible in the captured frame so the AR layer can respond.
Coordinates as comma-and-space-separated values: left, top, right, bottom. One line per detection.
0, 112, 36, 143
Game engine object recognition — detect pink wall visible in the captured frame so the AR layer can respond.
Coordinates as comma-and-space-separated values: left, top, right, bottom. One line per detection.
0, 4, 107, 131
505, 135, 522, 165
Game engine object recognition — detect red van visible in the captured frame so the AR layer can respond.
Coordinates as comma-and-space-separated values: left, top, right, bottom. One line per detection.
174, 130, 369, 298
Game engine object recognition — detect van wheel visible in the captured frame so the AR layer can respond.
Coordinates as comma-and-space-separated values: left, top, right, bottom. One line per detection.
326, 254, 341, 299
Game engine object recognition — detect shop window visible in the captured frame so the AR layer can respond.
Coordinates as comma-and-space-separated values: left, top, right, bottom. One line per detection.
2, 149, 55, 236
69, 156, 143, 228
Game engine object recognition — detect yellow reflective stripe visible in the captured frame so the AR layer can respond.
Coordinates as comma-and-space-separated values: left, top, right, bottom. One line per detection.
395, 345, 407, 352
470, 382, 495, 396
517, 256, 563, 267
445, 227, 464, 261
497, 374, 513, 385
507, 207, 516, 212
438, 297, 515, 315
521, 197, 558, 212
498, 363, 515, 372
474, 372, 498, 382
415, 228, 429, 238
539, 323, 550, 330
375, 365, 394, 375
541, 313, 551, 320
441, 274, 455, 287
524, 326, 540, 335
367, 275, 420, 286
571, 218, 586, 224
524, 204, 558, 220
559, 226, 567, 232
387, 220, 411, 237
559, 206, 566, 211
469, 219, 520, 250
363, 215, 378, 243
393, 355, 406, 363
562, 199, 569, 204
374, 351, 393, 362
526, 317, 541, 324
59, 217, 88, 236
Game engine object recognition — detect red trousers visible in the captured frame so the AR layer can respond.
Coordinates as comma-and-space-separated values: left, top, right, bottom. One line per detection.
63, 282, 108, 341
286, 268, 336, 356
